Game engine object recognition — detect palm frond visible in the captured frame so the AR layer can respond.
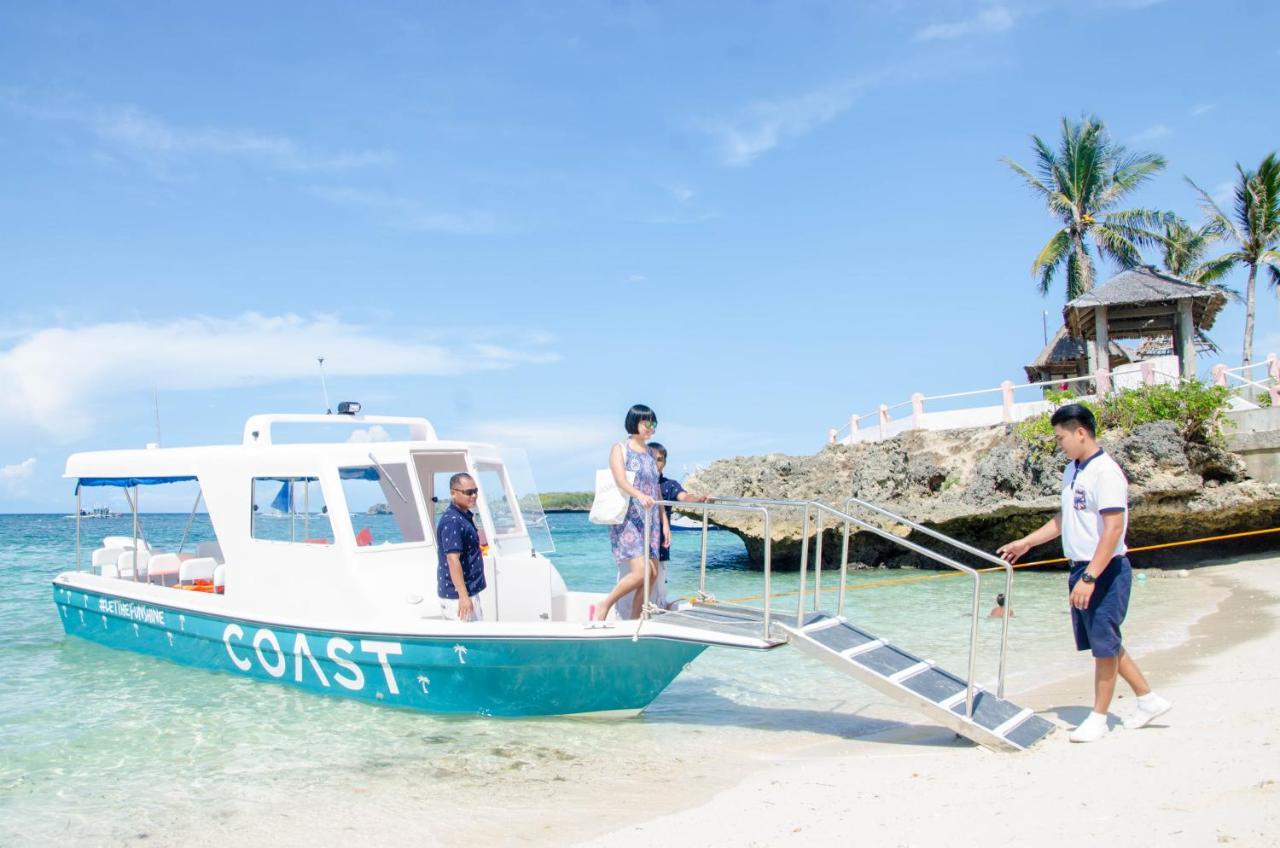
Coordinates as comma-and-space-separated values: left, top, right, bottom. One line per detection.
1186, 175, 1244, 244
1031, 229, 1071, 294
1002, 157, 1052, 198
1192, 254, 1240, 291
1092, 223, 1144, 268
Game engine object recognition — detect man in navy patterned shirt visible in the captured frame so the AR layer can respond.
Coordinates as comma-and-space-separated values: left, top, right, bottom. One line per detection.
436, 472, 486, 622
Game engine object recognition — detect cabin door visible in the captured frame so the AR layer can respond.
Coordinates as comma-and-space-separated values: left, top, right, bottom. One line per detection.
411, 451, 498, 613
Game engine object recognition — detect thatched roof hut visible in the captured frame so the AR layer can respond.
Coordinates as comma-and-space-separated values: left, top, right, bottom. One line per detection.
1063, 266, 1227, 379
1025, 325, 1134, 384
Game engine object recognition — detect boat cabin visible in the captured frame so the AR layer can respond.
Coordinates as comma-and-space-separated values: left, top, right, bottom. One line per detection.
65, 413, 570, 624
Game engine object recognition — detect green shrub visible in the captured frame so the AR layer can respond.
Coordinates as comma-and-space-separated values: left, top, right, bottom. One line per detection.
1101, 380, 1231, 445
1015, 380, 1231, 454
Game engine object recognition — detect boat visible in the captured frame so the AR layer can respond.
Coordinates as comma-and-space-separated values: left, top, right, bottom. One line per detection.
669, 512, 724, 532
64, 506, 119, 519
52, 410, 770, 718
51, 408, 1055, 750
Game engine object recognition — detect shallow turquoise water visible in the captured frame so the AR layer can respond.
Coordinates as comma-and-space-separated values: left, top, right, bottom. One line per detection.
0, 512, 1194, 844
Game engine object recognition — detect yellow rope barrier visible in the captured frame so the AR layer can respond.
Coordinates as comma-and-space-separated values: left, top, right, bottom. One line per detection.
709, 526, 1280, 605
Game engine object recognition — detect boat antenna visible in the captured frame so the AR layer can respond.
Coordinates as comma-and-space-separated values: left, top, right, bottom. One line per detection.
152, 386, 162, 447
317, 356, 332, 414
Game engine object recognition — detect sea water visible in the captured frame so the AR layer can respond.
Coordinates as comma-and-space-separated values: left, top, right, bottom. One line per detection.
0, 512, 1203, 843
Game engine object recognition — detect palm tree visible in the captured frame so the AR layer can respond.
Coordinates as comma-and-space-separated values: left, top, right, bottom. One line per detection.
1188, 152, 1280, 369
1005, 116, 1172, 301
1159, 219, 1223, 282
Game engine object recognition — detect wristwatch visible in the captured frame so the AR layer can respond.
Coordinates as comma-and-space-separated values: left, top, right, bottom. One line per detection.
1081, 572, 1096, 584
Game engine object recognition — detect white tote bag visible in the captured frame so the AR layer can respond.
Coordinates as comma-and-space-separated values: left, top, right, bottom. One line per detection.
589, 442, 635, 525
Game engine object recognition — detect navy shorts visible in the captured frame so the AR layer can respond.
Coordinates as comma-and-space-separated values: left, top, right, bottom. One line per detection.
1068, 556, 1131, 658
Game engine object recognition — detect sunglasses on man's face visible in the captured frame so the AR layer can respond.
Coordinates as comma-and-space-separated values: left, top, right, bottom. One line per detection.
640, 421, 657, 430
453, 488, 479, 497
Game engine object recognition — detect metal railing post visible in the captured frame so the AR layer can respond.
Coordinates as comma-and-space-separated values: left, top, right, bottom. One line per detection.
642, 504, 652, 620
813, 509, 824, 613
762, 511, 772, 641
796, 506, 811, 627
838, 515, 850, 618
698, 510, 710, 598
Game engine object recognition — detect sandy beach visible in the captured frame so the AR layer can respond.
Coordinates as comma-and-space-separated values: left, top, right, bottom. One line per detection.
571, 555, 1280, 848
155, 555, 1278, 848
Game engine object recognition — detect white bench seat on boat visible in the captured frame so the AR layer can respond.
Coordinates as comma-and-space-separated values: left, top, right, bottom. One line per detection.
146, 553, 181, 586
179, 557, 217, 585
116, 549, 151, 580
102, 536, 151, 552
92, 547, 126, 575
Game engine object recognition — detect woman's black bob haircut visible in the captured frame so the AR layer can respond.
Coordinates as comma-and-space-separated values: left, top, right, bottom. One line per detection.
624, 404, 658, 435
1050, 403, 1097, 437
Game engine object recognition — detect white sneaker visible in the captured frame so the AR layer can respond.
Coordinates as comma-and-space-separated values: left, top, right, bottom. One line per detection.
1068, 713, 1109, 743
1124, 694, 1172, 730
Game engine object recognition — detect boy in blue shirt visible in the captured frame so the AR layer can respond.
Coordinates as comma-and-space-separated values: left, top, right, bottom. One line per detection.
648, 443, 709, 588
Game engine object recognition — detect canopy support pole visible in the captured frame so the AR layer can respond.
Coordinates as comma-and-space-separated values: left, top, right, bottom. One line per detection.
178, 491, 203, 554
76, 487, 82, 572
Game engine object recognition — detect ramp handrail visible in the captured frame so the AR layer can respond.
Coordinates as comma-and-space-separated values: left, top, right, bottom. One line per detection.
642, 500, 774, 641
842, 496, 1013, 700
707, 496, 994, 718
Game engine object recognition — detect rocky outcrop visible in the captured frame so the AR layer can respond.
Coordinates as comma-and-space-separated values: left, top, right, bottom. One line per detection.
685, 421, 1280, 570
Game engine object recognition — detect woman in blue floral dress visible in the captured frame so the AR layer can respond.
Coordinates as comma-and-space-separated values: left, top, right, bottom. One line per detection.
593, 404, 670, 621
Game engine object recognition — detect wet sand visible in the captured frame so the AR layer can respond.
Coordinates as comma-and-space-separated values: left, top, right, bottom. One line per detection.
573, 555, 1280, 848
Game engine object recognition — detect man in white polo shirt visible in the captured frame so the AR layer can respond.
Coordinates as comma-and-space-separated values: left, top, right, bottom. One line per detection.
998, 404, 1172, 743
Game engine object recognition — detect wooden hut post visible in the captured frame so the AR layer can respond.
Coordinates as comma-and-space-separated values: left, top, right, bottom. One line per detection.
878, 404, 889, 439
911, 393, 924, 429
850, 415, 859, 436
1093, 305, 1110, 381
1212, 364, 1227, 387
1001, 380, 1014, 423
1143, 360, 1157, 386
1176, 299, 1196, 379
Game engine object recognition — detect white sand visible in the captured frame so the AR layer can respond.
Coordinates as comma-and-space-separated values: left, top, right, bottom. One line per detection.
572, 557, 1280, 848
129, 558, 1277, 848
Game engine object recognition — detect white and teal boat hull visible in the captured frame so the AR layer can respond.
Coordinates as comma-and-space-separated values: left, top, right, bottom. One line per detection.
52, 580, 712, 717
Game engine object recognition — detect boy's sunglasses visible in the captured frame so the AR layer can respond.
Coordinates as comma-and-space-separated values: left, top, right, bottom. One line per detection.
641, 420, 657, 430
453, 488, 480, 496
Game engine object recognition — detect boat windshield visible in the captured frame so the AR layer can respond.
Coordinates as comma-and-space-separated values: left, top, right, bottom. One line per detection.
493, 448, 555, 554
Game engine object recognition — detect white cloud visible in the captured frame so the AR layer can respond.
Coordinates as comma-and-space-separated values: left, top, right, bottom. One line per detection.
667, 184, 695, 204
627, 274, 648, 284
1211, 181, 1236, 207
703, 74, 880, 167
2, 91, 391, 173
915, 6, 1014, 42
309, 186, 498, 235
1190, 103, 1215, 118
347, 425, 392, 443
1, 457, 36, 479
0, 314, 558, 440
1129, 124, 1171, 144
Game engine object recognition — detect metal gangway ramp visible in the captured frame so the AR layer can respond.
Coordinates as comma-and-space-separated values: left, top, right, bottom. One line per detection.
639, 497, 1056, 753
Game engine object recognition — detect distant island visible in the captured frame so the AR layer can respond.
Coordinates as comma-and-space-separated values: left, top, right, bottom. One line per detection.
533, 491, 593, 512
367, 503, 392, 515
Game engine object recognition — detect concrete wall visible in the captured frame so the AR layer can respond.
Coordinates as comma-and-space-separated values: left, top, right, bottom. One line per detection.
1225, 407, 1280, 483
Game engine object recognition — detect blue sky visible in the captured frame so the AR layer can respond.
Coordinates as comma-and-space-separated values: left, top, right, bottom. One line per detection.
2, 0, 1278, 511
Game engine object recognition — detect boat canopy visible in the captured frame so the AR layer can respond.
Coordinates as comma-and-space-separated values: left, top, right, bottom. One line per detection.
73, 467, 377, 491
76, 475, 198, 489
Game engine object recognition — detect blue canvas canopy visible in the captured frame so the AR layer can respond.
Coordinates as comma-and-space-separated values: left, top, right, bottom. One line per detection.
76, 476, 198, 489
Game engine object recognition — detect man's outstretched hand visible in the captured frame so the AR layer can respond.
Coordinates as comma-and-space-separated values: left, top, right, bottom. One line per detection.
997, 538, 1031, 564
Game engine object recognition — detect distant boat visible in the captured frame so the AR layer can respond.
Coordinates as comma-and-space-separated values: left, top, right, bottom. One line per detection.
65, 507, 119, 519
670, 513, 723, 532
